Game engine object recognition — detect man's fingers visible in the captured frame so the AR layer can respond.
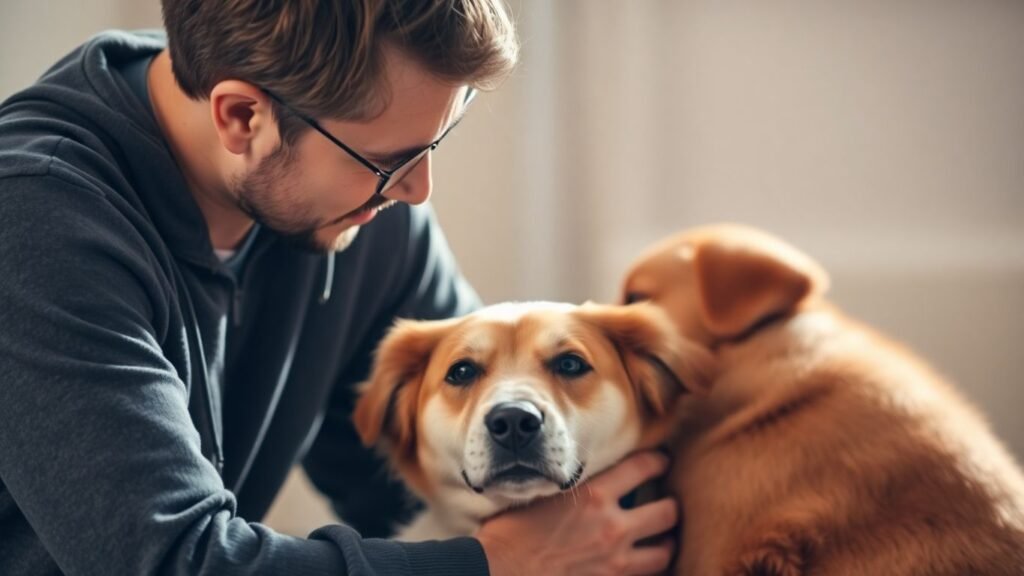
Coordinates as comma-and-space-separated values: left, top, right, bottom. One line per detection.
588, 451, 669, 498
624, 497, 678, 541
625, 537, 675, 575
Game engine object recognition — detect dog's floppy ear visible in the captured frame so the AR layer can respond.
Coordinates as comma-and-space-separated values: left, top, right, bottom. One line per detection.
579, 302, 714, 423
352, 317, 459, 459
692, 226, 830, 339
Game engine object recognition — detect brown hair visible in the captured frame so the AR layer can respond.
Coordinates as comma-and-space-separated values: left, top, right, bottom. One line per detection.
161, 0, 518, 143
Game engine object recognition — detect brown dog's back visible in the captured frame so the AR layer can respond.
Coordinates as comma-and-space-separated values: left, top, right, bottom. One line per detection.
669, 310, 1024, 575
621, 225, 1024, 575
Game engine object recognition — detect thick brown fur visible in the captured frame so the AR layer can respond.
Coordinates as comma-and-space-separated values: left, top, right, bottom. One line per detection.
622, 223, 1024, 575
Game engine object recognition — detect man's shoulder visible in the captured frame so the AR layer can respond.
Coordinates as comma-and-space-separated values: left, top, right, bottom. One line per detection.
0, 127, 136, 231
0, 28, 175, 256
0, 28, 166, 178
0, 171, 141, 252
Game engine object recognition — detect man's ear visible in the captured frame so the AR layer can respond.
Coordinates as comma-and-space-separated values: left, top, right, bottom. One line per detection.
692, 226, 830, 339
352, 317, 460, 460
209, 80, 274, 156
578, 302, 715, 425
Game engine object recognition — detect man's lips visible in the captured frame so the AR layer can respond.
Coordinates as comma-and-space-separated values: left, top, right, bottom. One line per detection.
322, 197, 396, 228
344, 207, 378, 225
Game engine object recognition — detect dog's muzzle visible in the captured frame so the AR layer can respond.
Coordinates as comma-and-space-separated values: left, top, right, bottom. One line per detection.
460, 400, 585, 494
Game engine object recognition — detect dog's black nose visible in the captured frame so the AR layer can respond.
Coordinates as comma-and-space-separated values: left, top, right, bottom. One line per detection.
485, 402, 543, 452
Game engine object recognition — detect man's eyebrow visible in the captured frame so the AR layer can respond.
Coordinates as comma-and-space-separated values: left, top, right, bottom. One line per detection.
362, 109, 470, 164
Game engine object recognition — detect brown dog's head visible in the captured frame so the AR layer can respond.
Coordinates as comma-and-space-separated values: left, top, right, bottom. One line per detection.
352, 301, 713, 518
620, 224, 830, 345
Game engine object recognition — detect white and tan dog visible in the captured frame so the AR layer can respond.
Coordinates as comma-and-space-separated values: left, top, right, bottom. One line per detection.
352, 301, 712, 541
622, 224, 1024, 575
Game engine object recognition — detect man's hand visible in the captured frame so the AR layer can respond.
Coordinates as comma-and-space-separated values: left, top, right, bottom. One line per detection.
475, 451, 677, 576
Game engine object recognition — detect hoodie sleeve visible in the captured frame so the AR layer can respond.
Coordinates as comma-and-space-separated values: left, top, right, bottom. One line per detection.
302, 203, 487, 567
0, 176, 482, 576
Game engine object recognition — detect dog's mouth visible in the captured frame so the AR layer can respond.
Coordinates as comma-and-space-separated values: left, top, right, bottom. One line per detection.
493, 464, 545, 483
461, 462, 585, 494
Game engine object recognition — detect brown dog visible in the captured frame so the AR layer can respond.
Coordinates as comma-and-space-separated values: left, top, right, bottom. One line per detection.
621, 224, 1024, 575
352, 301, 713, 540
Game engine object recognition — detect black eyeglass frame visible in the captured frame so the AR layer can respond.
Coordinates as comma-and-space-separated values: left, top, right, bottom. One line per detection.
263, 87, 477, 197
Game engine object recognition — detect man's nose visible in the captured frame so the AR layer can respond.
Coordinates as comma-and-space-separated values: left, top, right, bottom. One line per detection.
389, 154, 432, 206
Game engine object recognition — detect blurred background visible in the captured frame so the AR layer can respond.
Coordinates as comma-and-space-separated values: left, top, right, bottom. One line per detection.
3, 0, 1022, 536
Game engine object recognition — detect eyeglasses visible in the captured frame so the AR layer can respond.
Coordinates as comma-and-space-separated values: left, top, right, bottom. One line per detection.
263, 87, 476, 198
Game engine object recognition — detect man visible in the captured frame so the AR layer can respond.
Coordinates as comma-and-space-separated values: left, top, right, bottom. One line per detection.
0, 1, 677, 574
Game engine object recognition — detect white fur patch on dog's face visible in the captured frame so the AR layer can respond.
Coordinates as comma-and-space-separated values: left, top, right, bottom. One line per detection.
413, 302, 645, 516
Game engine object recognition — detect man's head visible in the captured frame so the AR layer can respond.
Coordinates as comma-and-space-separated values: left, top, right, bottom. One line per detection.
160, 0, 517, 251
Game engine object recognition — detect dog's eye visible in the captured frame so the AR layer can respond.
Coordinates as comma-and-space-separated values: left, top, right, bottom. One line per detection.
551, 353, 591, 378
445, 360, 481, 386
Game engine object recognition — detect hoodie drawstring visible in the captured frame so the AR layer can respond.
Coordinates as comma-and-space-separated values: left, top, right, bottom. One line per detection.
319, 252, 335, 304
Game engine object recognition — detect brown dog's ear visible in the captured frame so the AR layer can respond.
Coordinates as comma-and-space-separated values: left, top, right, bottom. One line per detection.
352, 317, 459, 459
578, 302, 714, 424
692, 226, 829, 339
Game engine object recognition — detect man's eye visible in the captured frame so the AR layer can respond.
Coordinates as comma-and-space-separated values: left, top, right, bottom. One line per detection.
550, 353, 592, 378
375, 152, 417, 171
445, 360, 481, 386
624, 292, 649, 304
371, 159, 400, 170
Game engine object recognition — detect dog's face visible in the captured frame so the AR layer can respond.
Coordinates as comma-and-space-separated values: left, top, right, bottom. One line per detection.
353, 302, 713, 517
620, 224, 831, 344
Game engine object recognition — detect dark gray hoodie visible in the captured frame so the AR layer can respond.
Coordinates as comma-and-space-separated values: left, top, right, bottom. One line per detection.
0, 30, 486, 575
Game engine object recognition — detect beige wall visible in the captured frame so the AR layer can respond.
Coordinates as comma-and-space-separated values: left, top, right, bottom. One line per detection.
433, 0, 1024, 459
3, 0, 1022, 537
0, 1, 161, 98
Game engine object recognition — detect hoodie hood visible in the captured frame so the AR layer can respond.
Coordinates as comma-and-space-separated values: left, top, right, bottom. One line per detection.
2, 30, 231, 272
